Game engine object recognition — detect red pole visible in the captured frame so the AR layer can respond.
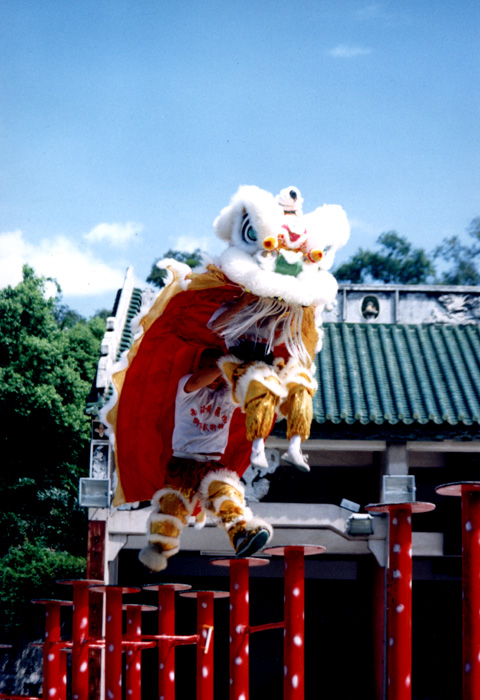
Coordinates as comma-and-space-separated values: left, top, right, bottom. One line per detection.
57, 579, 103, 700
436, 481, 480, 699
229, 558, 251, 700
461, 486, 480, 699
143, 583, 191, 700
210, 557, 270, 700
32, 599, 71, 700
264, 544, 325, 700
367, 501, 434, 700
124, 605, 156, 700
125, 605, 142, 700
89, 585, 140, 700
105, 587, 125, 700
196, 592, 215, 700
180, 589, 230, 700
284, 547, 305, 699
387, 505, 413, 700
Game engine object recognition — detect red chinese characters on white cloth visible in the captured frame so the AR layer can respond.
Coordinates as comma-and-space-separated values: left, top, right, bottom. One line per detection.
172, 375, 236, 458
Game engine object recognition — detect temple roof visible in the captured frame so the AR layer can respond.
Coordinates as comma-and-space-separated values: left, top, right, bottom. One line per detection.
314, 323, 480, 430
88, 276, 480, 440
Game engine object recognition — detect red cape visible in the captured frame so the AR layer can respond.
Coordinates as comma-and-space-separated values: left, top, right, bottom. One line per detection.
108, 268, 252, 504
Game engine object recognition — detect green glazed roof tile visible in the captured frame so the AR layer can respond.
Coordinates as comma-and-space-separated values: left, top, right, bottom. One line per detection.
314, 323, 480, 427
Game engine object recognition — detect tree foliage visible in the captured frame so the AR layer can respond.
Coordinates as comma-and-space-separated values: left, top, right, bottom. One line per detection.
433, 217, 480, 285
147, 248, 203, 288
334, 219, 480, 286
335, 231, 435, 284
0, 266, 105, 637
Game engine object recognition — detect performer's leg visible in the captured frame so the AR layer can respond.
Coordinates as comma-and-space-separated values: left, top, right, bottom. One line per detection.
278, 362, 317, 472
198, 469, 273, 557
138, 487, 195, 572
244, 380, 279, 469
220, 357, 287, 469
281, 385, 313, 471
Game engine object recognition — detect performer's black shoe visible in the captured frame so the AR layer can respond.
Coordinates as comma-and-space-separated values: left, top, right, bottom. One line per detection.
234, 527, 270, 557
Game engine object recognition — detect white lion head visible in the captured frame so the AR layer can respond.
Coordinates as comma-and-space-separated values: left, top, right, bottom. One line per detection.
213, 185, 350, 307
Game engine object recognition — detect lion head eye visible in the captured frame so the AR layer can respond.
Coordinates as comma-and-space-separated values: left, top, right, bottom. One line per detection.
241, 213, 257, 244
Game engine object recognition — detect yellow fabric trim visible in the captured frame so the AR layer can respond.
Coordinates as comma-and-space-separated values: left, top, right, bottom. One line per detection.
207, 480, 243, 502
150, 520, 181, 538
186, 264, 230, 290
282, 385, 313, 441
158, 493, 190, 523
244, 383, 278, 441
300, 306, 318, 362
107, 267, 191, 505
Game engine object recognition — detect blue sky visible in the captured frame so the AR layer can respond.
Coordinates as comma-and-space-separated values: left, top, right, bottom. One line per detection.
1, 0, 479, 316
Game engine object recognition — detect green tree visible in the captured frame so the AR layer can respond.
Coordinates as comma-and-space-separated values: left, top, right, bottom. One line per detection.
433, 217, 480, 285
334, 231, 435, 284
0, 266, 104, 637
147, 248, 203, 288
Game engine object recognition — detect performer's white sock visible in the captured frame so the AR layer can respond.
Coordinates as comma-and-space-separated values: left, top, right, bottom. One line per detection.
289, 435, 302, 453
282, 435, 310, 472
250, 437, 269, 469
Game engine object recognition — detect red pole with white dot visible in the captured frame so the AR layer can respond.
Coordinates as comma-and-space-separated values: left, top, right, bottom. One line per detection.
436, 481, 480, 699
32, 599, 71, 700
264, 545, 326, 700
69, 581, 91, 700
210, 557, 270, 700
89, 585, 140, 700
143, 583, 191, 700
124, 604, 157, 700
284, 546, 305, 699
229, 558, 250, 700
57, 579, 103, 700
387, 505, 413, 700
179, 589, 230, 700
367, 502, 434, 700
198, 593, 214, 699
124, 604, 142, 700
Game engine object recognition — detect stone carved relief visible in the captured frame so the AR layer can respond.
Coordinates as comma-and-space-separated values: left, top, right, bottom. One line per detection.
242, 448, 281, 503
431, 294, 480, 324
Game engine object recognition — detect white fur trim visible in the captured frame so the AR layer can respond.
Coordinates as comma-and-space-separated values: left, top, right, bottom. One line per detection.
138, 546, 169, 572
198, 468, 244, 500
148, 532, 181, 550
217, 246, 339, 307
210, 493, 244, 514
151, 488, 195, 515
218, 354, 244, 403
192, 511, 207, 530
277, 358, 318, 393
276, 186, 303, 212
233, 362, 287, 408
218, 506, 254, 532
214, 186, 283, 254
302, 204, 350, 271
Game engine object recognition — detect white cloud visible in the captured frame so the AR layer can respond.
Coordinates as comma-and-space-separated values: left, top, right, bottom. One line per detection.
0, 230, 28, 287
328, 44, 373, 58
84, 221, 144, 246
0, 229, 127, 297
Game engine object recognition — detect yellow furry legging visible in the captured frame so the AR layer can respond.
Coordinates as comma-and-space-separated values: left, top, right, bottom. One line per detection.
138, 468, 272, 572
219, 357, 316, 442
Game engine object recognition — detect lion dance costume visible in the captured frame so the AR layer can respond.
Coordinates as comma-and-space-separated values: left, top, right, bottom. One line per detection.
104, 185, 350, 571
